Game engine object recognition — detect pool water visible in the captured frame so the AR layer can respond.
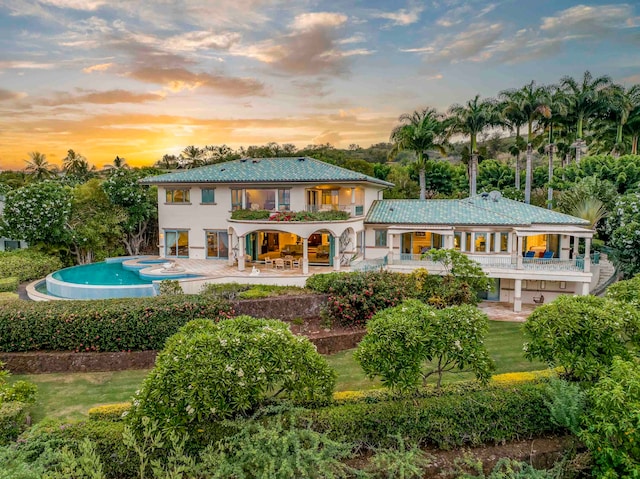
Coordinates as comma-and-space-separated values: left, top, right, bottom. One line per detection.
52, 262, 152, 285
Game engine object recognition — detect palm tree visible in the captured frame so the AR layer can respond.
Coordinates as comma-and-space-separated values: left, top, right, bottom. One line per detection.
498, 92, 527, 190
63, 149, 87, 175
179, 145, 204, 169
561, 70, 612, 161
24, 151, 56, 180
389, 108, 449, 200
538, 86, 568, 208
448, 95, 499, 196
624, 85, 640, 155
500, 82, 549, 203
602, 84, 635, 156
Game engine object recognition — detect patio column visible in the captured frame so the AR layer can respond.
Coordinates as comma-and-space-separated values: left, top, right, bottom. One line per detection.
460, 232, 466, 252
333, 234, 340, 271
516, 235, 524, 269
351, 188, 356, 214
470, 233, 476, 253
445, 234, 454, 249
387, 233, 394, 264
584, 237, 591, 273
514, 279, 522, 312
579, 282, 590, 295
302, 237, 309, 274
493, 232, 501, 253
560, 235, 571, 260
238, 235, 246, 271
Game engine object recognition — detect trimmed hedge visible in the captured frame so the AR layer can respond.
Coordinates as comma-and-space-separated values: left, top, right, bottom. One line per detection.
0, 401, 28, 445
0, 277, 18, 293
87, 403, 131, 422
301, 381, 558, 449
0, 295, 234, 352
0, 249, 63, 283
0, 292, 18, 302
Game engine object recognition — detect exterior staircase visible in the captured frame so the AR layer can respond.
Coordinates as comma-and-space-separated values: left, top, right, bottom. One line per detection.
591, 253, 619, 296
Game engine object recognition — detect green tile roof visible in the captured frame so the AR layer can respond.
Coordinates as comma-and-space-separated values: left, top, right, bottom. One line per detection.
365, 195, 591, 226
140, 157, 393, 187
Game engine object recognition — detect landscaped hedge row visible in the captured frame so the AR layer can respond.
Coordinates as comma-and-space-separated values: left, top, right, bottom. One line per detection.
301, 381, 557, 448
0, 295, 234, 352
0, 401, 29, 445
0, 249, 63, 283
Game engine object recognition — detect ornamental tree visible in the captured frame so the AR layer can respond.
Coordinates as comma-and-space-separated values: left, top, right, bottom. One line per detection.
102, 168, 157, 255
128, 317, 336, 430
523, 295, 640, 381
354, 299, 494, 390
0, 180, 71, 246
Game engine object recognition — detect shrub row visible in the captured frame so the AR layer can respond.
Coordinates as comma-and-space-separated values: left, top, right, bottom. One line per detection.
301, 381, 557, 448
0, 295, 234, 352
0, 277, 18, 293
0, 249, 63, 282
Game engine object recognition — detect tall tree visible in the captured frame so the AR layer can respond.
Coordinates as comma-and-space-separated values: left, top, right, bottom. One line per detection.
561, 70, 612, 161
179, 145, 204, 169
539, 86, 568, 208
23, 151, 56, 180
448, 95, 498, 196
624, 85, 640, 155
500, 81, 549, 203
389, 108, 449, 200
498, 92, 527, 190
602, 84, 635, 156
62, 149, 95, 182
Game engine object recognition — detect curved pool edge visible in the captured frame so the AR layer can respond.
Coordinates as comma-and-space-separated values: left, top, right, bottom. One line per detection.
26, 279, 67, 301
46, 272, 157, 300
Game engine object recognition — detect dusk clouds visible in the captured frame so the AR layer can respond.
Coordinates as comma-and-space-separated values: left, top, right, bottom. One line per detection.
0, 1, 639, 169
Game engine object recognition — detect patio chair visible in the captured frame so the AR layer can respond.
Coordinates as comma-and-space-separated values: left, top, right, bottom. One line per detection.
524, 251, 536, 258
292, 258, 301, 269
542, 251, 554, 259
533, 295, 545, 304
274, 258, 285, 270
264, 256, 273, 268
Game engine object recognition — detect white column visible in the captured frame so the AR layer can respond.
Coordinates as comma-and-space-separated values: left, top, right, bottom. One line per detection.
446, 234, 454, 249
560, 235, 571, 260
580, 282, 590, 295
508, 232, 514, 252
493, 232, 501, 253
516, 235, 524, 269
460, 232, 467, 252
228, 232, 235, 266
302, 238, 309, 274
238, 235, 246, 271
387, 233, 394, 264
584, 237, 591, 273
333, 235, 340, 271
470, 233, 476, 253
514, 279, 522, 312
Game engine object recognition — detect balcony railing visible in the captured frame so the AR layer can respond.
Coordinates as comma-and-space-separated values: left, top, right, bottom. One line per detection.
306, 204, 365, 216
396, 253, 587, 272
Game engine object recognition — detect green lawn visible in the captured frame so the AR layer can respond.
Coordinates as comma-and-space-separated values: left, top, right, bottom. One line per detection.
14, 320, 543, 423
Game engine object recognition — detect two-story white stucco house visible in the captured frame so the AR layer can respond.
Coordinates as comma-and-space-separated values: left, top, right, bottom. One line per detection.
141, 157, 597, 311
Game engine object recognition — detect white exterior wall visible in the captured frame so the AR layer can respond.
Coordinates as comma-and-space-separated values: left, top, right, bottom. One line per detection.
157, 183, 385, 259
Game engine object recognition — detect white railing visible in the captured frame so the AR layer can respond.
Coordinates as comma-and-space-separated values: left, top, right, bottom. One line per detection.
395, 253, 586, 272
305, 204, 365, 216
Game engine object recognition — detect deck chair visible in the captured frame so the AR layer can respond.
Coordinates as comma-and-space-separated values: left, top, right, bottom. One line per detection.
542, 251, 554, 259
524, 251, 536, 258
533, 295, 545, 304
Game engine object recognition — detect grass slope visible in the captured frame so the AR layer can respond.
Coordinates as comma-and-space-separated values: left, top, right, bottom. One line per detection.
15, 320, 542, 423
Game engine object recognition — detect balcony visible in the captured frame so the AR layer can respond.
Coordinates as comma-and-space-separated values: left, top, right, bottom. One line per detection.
306, 204, 365, 216
395, 253, 587, 272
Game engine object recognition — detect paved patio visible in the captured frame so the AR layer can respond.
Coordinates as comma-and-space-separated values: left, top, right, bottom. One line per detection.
478, 302, 539, 323
166, 258, 338, 279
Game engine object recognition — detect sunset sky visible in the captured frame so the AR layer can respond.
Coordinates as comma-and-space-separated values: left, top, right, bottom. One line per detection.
1, 0, 639, 170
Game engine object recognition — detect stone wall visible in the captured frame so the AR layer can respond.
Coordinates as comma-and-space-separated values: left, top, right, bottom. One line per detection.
230, 294, 327, 320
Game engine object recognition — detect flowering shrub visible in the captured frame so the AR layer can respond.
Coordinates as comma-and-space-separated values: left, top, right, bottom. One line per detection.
231, 209, 349, 221
318, 270, 409, 327
0, 295, 233, 352
355, 299, 494, 390
0, 181, 71, 246
128, 317, 336, 430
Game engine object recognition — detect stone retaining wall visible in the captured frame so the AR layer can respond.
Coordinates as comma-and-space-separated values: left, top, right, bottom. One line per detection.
230, 294, 327, 320
1, 330, 363, 374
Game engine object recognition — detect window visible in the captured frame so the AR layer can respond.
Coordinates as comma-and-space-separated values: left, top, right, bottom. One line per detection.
206, 231, 228, 258
278, 189, 290, 211
165, 230, 189, 257
322, 190, 339, 206
500, 232, 509, 252
165, 188, 190, 203
246, 189, 276, 210
374, 229, 387, 247
201, 188, 215, 204
231, 189, 243, 211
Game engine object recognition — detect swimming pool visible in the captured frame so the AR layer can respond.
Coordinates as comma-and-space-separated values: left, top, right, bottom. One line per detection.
43, 257, 198, 300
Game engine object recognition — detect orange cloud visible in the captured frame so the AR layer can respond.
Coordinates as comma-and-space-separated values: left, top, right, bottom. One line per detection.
83, 62, 114, 73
